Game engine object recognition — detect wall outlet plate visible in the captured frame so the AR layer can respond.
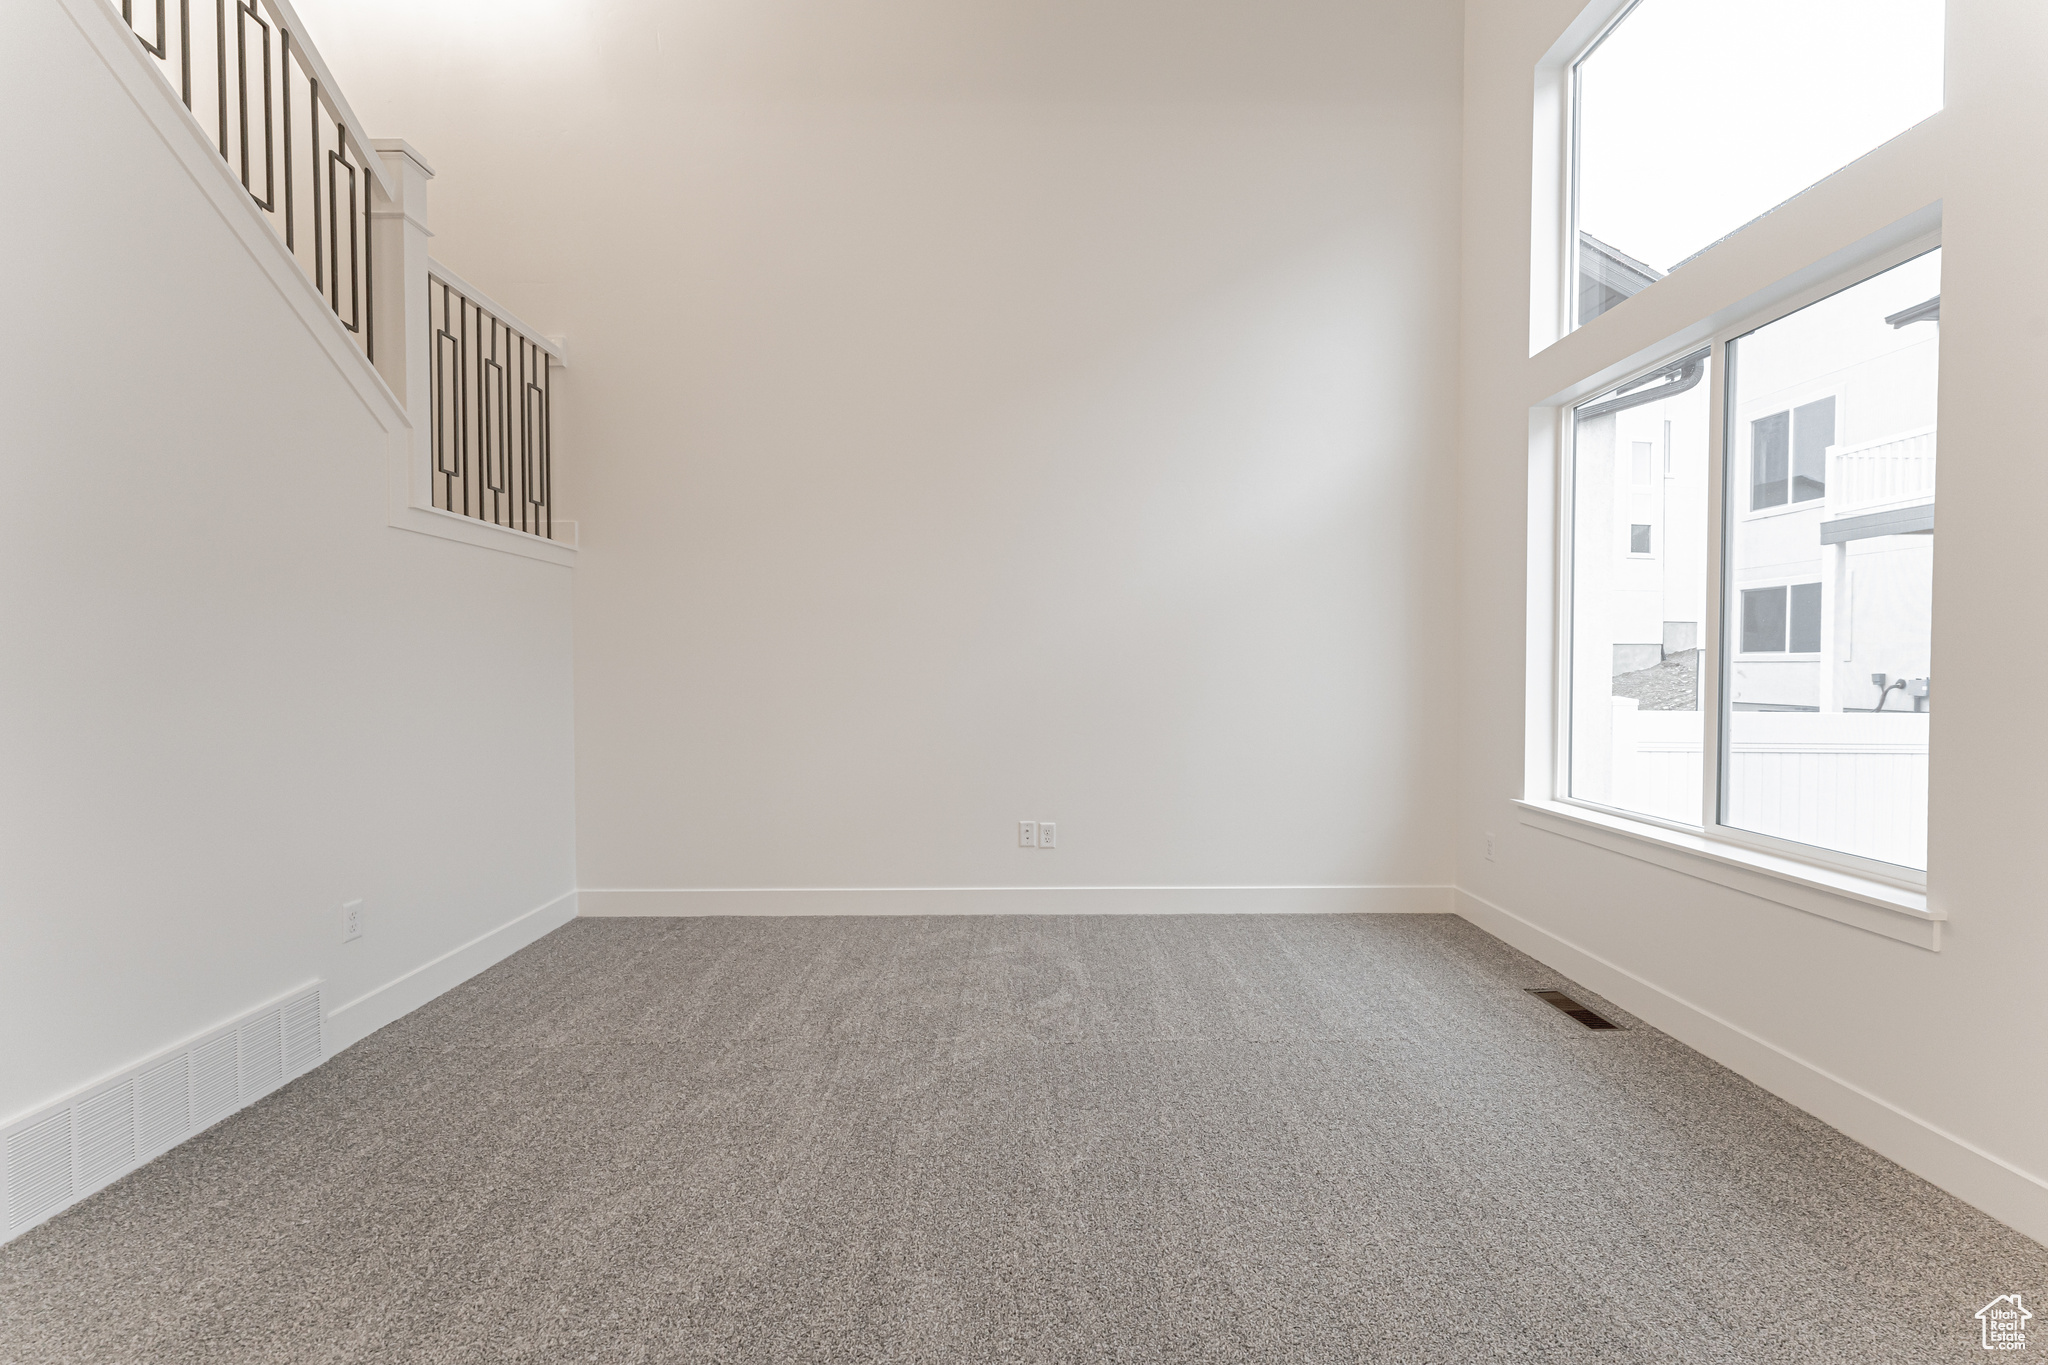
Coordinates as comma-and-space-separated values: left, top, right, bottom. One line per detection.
1038, 821, 1057, 848
341, 899, 364, 943
1019, 821, 1037, 847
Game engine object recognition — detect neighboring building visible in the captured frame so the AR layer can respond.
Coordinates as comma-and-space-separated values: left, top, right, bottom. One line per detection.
1726, 267, 1938, 715
1578, 232, 1664, 324
1574, 349, 1709, 687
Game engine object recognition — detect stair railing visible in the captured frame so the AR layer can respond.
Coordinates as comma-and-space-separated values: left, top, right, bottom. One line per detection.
113, 0, 393, 360
108, 0, 570, 548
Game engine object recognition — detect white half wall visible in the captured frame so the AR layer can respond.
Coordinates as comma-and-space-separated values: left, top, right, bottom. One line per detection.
0, 0, 577, 1126
301, 0, 1466, 905
1456, 0, 2048, 1244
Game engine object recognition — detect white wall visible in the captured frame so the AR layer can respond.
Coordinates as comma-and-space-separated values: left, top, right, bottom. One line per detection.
298, 0, 1467, 909
0, 0, 577, 1123
1457, 0, 2048, 1240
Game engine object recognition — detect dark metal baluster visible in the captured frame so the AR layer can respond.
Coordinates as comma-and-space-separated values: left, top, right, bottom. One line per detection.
532, 339, 548, 532
517, 338, 528, 533
340, 129, 359, 331
463, 295, 473, 519
234, 3, 246, 190
281, 28, 292, 250
434, 285, 454, 513
485, 320, 506, 524
258, 7, 272, 208
461, 295, 473, 520
214, 0, 227, 158
541, 349, 552, 540
478, 314, 490, 523
235, 1, 274, 211
363, 144, 373, 361
496, 321, 510, 525
326, 149, 337, 312
180, 0, 191, 107
503, 326, 515, 526
310, 80, 321, 291
325, 144, 355, 324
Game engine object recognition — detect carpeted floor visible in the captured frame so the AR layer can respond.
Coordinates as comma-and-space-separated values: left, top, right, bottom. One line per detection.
1, 914, 2041, 1363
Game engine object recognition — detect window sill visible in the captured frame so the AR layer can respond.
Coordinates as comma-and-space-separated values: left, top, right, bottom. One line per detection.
1512, 798, 1940, 951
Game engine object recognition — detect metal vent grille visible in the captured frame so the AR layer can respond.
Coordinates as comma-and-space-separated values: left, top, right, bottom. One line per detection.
190, 1033, 240, 1127
5, 1112, 73, 1232
134, 1056, 190, 1160
74, 1082, 136, 1189
1527, 988, 1620, 1030
2, 983, 324, 1244
238, 1008, 283, 1098
282, 991, 322, 1077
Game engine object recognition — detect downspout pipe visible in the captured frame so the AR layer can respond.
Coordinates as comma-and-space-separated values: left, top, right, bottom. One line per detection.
1574, 347, 1708, 421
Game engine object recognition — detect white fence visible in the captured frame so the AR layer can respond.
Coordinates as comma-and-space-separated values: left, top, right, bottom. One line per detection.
1610, 701, 1928, 868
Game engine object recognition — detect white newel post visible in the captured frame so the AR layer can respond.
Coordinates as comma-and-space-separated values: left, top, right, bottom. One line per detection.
370, 140, 437, 506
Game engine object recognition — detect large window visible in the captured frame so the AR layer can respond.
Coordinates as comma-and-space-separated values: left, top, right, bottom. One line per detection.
1557, 246, 1939, 880
1572, 0, 1944, 326
1721, 250, 1940, 871
1567, 348, 1710, 825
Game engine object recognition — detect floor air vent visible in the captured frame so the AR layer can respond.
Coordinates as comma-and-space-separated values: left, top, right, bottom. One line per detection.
0, 982, 322, 1245
1527, 988, 1620, 1030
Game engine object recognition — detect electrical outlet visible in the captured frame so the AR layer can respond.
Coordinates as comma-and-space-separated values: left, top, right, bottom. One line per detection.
1019, 820, 1038, 848
1038, 821, 1056, 849
1485, 832, 1495, 861
342, 899, 364, 943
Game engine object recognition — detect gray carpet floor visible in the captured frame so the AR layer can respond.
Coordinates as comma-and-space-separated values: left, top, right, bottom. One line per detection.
2, 914, 2042, 1363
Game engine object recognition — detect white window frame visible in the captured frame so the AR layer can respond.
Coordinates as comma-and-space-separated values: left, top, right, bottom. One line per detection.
1562, 0, 1647, 334
1549, 230, 1941, 894
1553, 344, 1712, 838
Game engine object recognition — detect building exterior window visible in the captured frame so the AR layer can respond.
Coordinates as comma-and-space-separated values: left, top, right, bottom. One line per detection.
1721, 249, 1940, 871
1738, 583, 1822, 655
1566, 347, 1709, 825
1750, 412, 1790, 510
1749, 398, 1836, 510
1570, 0, 1943, 327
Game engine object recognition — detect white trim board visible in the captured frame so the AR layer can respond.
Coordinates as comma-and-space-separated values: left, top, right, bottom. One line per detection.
385, 467, 579, 567
578, 886, 1453, 917
325, 889, 579, 1054
1452, 887, 2048, 1248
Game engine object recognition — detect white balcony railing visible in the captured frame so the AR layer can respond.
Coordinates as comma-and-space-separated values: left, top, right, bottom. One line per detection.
1823, 427, 1935, 542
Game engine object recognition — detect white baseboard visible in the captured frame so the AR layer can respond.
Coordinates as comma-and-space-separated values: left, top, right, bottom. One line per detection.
1453, 887, 2048, 1247
327, 889, 579, 1053
578, 885, 1453, 917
